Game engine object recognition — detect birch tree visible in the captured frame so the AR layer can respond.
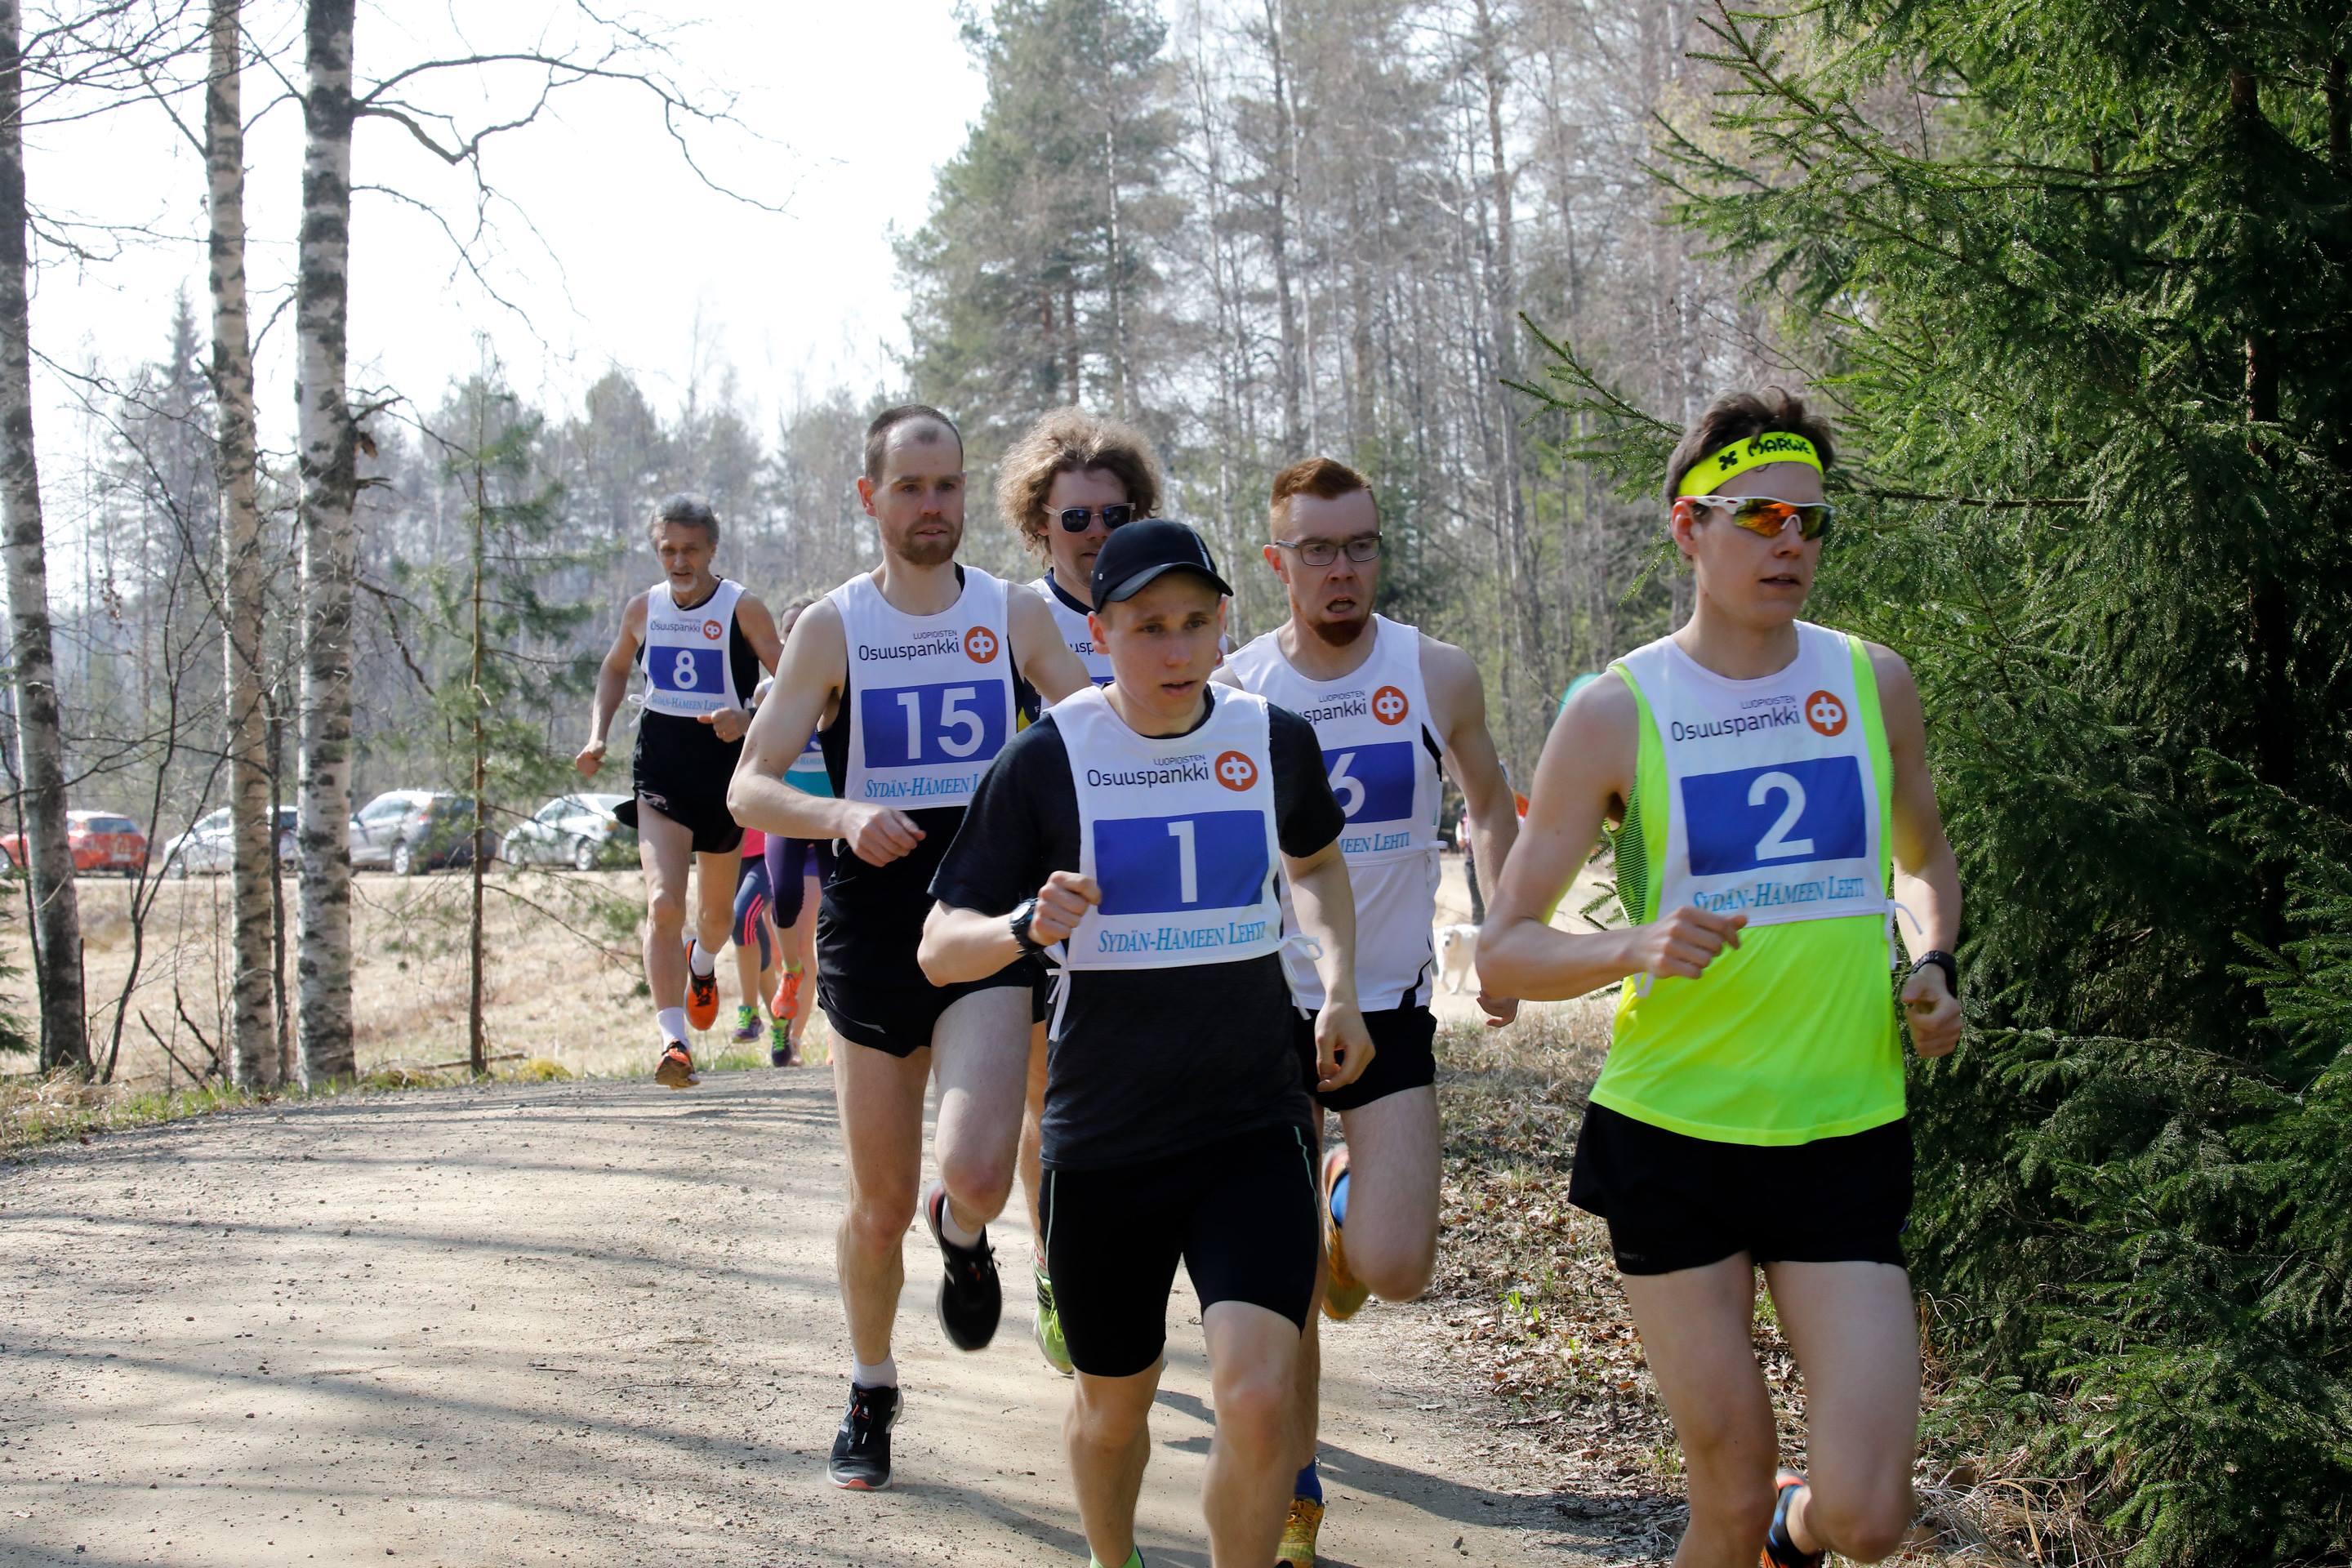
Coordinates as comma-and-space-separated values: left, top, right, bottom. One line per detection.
206, 0, 275, 1087
0, 0, 83, 1074
296, 0, 359, 1085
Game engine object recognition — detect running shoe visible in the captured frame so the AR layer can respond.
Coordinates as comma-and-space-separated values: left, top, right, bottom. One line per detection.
684, 939, 720, 1032
773, 965, 804, 1023
731, 1003, 760, 1043
1760, 1469, 1820, 1568
769, 1015, 795, 1068
924, 1182, 1001, 1352
1321, 1144, 1370, 1322
653, 1040, 699, 1089
1277, 1493, 1325, 1566
1033, 1258, 1073, 1376
826, 1382, 900, 1490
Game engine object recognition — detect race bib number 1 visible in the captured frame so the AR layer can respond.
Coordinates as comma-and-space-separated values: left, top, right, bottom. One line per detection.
1094, 809, 1269, 915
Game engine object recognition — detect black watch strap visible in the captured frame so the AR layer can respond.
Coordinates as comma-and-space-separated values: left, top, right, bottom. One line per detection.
1009, 898, 1048, 960
1908, 948, 1959, 998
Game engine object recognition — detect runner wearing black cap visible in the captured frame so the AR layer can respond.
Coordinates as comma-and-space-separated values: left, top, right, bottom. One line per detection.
920, 518, 1371, 1568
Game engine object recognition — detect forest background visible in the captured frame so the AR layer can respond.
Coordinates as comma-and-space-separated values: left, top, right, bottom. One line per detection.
2, 1, 2348, 1565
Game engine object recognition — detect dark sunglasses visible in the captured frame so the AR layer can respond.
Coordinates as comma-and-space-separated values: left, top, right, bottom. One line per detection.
1687, 495, 1835, 542
1057, 503, 1136, 533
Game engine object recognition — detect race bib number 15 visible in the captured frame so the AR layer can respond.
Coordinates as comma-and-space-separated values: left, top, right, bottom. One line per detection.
859, 682, 1008, 768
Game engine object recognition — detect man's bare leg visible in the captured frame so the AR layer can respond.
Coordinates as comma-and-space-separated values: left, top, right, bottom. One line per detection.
929, 984, 1032, 1236
1333, 1085, 1440, 1299
692, 848, 735, 974
1619, 1256, 1780, 1568
833, 1039, 931, 1367
1200, 1300, 1303, 1567
1020, 1020, 1049, 1233
1068, 1361, 1162, 1567
1764, 1261, 1920, 1563
636, 808, 695, 1016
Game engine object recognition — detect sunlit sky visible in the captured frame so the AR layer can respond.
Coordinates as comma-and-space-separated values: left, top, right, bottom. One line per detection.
29, 1, 987, 490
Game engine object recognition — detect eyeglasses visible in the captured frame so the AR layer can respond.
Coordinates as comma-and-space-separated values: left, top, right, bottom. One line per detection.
1273, 534, 1383, 568
1687, 495, 1835, 542
1057, 503, 1136, 533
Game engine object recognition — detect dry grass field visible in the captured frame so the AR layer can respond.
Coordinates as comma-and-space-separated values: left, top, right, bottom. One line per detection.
7, 862, 832, 1088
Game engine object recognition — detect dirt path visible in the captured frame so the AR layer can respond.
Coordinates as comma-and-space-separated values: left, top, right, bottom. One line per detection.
0, 1071, 1622, 1567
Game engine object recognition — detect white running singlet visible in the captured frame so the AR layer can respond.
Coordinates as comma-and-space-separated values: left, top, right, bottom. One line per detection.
641, 578, 746, 718
1030, 572, 1113, 701
1227, 616, 1446, 1009
827, 568, 1017, 806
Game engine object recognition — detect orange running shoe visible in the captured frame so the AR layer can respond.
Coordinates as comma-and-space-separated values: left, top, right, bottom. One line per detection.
772, 965, 804, 1023
654, 1040, 699, 1089
1321, 1144, 1370, 1321
684, 940, 720, 1032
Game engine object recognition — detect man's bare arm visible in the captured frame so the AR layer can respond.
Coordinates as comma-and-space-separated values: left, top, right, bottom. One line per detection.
575, 594, 644, 780
1012, 589, 1094, 706
1425, 638, 1521, 1023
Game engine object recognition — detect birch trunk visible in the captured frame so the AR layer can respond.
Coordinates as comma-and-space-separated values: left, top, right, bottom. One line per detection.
208, 0, 278, 1088
0, 0, 87, 1074
296, 0, 359, 1085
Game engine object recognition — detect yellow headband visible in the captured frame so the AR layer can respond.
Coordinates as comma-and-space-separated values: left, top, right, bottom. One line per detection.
1675, 432, 1822, 498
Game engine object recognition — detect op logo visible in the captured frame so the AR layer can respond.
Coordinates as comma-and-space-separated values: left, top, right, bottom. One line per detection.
964, 626, 1001, 664
702, 619, 724, 640
1372, 685, 1410, 725
1214, 751, 1258, 791
1804, 690, 1848, 737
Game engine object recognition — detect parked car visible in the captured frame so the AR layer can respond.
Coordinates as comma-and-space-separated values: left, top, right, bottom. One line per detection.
0, 810, 149, 877
501, 792, 634, 871
349, 791, 490, 875
156, 807, 300, 877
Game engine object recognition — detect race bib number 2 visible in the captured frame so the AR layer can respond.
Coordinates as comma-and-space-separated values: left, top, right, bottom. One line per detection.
1681, 755, 1865, 875
859, 681, 1009, 768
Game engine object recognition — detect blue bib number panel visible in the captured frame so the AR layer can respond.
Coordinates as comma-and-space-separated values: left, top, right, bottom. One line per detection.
858, 682, 1009, 769
1094, 809, 1270, 915
1681, 755, 1866, 876
653, 645, 725, 696
1322, 742, 1415, 826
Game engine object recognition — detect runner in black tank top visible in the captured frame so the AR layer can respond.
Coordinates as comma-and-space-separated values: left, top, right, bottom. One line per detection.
577, 495, 782, 1089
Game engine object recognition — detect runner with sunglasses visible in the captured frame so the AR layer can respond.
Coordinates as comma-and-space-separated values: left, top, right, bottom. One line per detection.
996, 408, 1168, 1375
1219, 457, 1521, 1567
728, 404, 1092, 1492
1477, 389, 1963, 1568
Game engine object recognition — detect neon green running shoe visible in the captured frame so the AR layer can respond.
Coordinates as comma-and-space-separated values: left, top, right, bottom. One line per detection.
1034, 1261, 1074, 1376
730, 1003, 760, 1043
769, 1014, 795, 1068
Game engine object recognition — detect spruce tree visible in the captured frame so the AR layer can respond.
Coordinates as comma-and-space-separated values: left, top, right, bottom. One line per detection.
1517, 3, 2352, 1560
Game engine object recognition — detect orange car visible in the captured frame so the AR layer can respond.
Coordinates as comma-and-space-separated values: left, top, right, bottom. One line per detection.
0, 810, 150, 877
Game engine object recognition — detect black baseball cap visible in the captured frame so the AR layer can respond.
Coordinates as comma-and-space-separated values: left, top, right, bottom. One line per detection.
1090, 518, 1233, 607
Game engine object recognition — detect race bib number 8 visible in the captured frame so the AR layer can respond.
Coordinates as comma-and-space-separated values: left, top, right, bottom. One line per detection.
1094, 809, 1269, 915
859, 682, 1009, 768
657, 645, 724, 693
1322, 742, 1415, 825
1681, 755, 1865, 875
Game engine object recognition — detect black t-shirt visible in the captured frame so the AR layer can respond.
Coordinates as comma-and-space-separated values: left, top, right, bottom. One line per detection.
929, 689, 1345, 1170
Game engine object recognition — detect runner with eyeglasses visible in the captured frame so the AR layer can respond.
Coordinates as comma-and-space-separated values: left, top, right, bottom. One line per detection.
994, 408, 1170, 1376
1477, 389, 1963, 1568
1219, 457, 1521, 1567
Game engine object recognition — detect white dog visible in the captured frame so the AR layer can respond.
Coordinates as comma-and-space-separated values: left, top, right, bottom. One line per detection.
1437, 923, 1479, 995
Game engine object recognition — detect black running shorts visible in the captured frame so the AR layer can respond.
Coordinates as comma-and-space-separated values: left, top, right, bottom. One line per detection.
1292, 1001, 1438, 1112
816, 902, 1041, 1058
618, 775, 742, 857
1566, 1101, 1913, 1276
1041, 1123, 1321, 1379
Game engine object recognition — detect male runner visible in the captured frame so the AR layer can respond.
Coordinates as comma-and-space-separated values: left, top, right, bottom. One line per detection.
995, 407, 1166, 1374
578, 493, 782, 1088
1478, 389, 1964, 1568
727, 405, 1090, 1490
1221, 456, 1521, 1564
918, 518, 1373, 1568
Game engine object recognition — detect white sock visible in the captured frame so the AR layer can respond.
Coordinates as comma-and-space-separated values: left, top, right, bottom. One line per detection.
656, 1007, 687, 1044
935, 1187, 983, 1250
688, 941, 716, 978
853, 1356, 898, 1390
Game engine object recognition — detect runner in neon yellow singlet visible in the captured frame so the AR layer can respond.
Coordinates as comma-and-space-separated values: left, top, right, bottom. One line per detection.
1479, 388, 1964, 1568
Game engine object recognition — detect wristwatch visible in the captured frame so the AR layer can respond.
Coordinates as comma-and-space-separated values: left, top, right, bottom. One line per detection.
1908, 949, 1959, 1000
1009, 898, 1049, 960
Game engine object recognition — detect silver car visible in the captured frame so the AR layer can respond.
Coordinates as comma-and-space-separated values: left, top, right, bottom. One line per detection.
500, 792, 633, 871
158, 806, 299, 877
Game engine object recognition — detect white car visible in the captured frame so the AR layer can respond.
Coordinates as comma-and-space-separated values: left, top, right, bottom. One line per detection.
501, 792, 633, 871
158, 806, 299, 877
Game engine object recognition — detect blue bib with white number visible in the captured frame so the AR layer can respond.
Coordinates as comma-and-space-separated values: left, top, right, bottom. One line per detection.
829, 568, 1017, 807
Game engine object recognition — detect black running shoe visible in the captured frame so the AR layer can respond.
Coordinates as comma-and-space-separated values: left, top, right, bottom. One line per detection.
1760, 1468, 1821, 1568
826, 1382, 900, 1490
925, 1182, 1001, 1352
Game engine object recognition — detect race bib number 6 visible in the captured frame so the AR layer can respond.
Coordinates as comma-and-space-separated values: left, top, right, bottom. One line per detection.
859, 682, 1009, 768
1322, 742, 1415, 825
